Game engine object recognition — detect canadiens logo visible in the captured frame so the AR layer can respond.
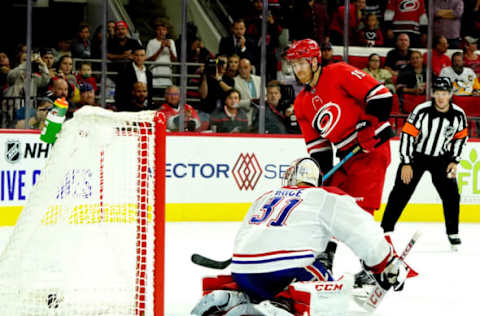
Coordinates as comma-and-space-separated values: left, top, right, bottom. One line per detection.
312, 102, 341, 137
399, 0, 420, 12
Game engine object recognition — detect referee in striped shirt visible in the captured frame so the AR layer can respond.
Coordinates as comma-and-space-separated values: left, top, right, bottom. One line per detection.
381, 77, 468, 250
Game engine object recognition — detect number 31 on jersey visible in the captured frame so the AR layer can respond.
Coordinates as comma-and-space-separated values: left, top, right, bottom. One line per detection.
248, 197, 302, 227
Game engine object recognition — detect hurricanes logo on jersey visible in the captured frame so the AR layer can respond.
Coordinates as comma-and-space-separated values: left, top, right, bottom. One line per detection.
399, 0, 420, 12
312, 102, 341, 137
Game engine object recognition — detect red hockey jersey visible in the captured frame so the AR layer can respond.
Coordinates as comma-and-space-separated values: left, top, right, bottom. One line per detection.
384, 0, 428, 35
294, 62, 391, 155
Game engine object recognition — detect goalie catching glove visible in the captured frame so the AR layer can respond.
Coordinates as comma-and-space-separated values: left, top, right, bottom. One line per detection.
364, 250, 407, 291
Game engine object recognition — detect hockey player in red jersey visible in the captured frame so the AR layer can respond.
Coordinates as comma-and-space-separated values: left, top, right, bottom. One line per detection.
286, 39, 393, 215
285, 39, 415, 288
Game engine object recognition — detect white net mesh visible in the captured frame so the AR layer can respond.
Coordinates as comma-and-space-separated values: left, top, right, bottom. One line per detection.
0, 106, 164, 315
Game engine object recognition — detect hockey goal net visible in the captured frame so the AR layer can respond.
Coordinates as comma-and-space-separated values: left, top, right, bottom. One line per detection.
0, 106, 165, 315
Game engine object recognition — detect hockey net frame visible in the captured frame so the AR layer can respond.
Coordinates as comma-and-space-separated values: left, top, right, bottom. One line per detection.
0, 106, 165, 315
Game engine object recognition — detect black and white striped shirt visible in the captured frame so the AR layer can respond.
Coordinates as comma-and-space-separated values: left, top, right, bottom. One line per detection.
400, 101, 468, 164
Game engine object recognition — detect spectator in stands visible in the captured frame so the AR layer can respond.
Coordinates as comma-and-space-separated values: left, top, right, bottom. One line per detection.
75, 61, 98, 94
146, 19, 177, 91
107, 20, 116, 39
218, 19, 257, 66
187, 37, 213, 65
91, 25, 104, 59
461, 1, 480, 38
53, 38, 72, 62
126, 82, 151, 111
384, 33, 412, 77
250, 80, 288, 134
225, 54, 240, 80
424, 35, 451, 77
364, 0, 387, 24
47, 77, 69, 101
363, 53, 395, 93
0, 52, 11, 91
107, 21, 141, 62
244, 0, 281, 80
433, 0, 464, 49
54, 55, 80, 103
234, 58, 264, 125
15, 97, 52, 129
357, 13, 384, 47
329, 0, 366, 45
157, 85, 201, 132
440, 52, 480, 96
320, 41, 339, 67
2, 55, 50, 128
115, 46, 153, 111
209, 88, 248, 133
463, 36, 480, 78
71, 22, 92, 59
199, 54, 234, 120
78, 82, 97, 106
40, 48, 56, 78
396, 50, 427, 109
290, 0, 330, 44
384, 0, 428, 48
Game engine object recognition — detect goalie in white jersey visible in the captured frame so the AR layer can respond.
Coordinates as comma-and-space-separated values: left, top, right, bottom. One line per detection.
192, 158, 407, 315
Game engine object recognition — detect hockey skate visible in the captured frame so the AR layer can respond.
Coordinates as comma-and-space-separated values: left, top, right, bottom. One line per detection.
448, 234, 461, 251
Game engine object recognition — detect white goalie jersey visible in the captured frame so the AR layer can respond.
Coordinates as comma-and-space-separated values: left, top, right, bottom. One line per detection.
231, 186, 390, 274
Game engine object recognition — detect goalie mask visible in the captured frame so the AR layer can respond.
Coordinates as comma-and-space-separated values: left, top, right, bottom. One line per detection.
282, 157, 323, 187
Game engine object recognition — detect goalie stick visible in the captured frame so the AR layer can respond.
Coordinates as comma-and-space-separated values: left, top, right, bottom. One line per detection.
191, 254, 232, 270
362, 230, 422, 311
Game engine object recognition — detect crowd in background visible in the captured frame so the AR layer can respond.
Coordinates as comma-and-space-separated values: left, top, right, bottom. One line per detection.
1, 0, 480, 134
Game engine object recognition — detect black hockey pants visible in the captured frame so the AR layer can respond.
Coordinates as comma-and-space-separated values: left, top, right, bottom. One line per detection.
381, 154, 460, 235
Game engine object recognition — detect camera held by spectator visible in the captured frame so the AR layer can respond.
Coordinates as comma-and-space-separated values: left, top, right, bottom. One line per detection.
204, 58, 225, 77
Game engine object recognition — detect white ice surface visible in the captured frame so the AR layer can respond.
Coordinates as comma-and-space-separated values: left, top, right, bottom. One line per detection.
1, 222, 479, 316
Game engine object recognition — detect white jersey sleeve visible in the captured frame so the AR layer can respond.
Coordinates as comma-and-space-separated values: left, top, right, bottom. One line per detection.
317, 189, 390, 267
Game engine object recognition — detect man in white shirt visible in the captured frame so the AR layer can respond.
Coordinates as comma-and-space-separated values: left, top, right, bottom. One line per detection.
146, 20, 177, 89
234, 58, 265, 124
439, 51, 480, 96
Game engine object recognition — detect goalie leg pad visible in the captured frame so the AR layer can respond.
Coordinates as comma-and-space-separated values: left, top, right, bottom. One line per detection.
281, 274, 354, 316
190, 290, 249, 316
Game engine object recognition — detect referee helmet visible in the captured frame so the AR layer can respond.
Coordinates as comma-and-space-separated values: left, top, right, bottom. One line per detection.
432, 77, 452, 92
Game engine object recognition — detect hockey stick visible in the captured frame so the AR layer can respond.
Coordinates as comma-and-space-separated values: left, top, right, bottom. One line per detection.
322, 122, 395, 182
191, 254, 232, 270
363, 230, 422, 311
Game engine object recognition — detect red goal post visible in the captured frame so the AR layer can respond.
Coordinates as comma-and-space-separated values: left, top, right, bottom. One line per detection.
0, 106, 165, 315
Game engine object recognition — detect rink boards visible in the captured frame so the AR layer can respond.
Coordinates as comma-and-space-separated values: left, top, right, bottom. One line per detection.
1, 131, 479, 226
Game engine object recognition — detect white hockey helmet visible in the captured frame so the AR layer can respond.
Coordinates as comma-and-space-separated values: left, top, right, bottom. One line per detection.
282, 157, 323, 187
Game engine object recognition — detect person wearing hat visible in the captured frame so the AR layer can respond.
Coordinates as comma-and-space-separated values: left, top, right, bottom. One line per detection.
381, 77, 468, 251
40, 48, 56, 78
463, 36, 480, 78
320, 41, 338, 67
107, 20, 142, 62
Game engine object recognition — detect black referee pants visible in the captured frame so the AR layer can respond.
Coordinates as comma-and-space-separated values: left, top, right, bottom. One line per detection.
381, 154, 460, 235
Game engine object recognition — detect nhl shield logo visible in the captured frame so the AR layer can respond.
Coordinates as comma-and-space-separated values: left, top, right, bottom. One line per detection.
5, 140, 21, 164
